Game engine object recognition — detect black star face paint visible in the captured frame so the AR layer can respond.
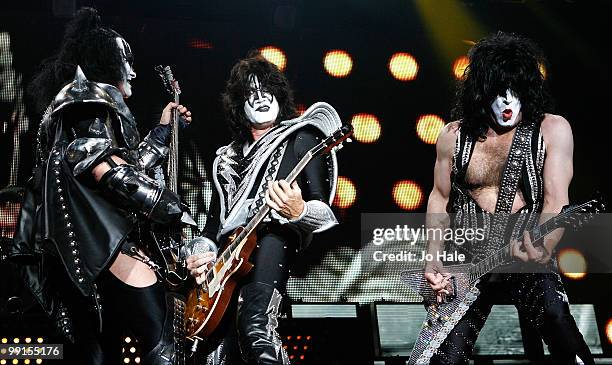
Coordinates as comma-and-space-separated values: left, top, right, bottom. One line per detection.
243, 74, 279, 125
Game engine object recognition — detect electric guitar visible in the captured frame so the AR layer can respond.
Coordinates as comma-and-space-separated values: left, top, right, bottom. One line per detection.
184, 124, 353, 344
400, 197, 605, 364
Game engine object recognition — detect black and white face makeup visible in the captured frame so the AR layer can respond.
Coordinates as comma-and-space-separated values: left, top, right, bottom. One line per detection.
243, 74, 279, 126
115, 37, 136, 98
491, 89, 522, 128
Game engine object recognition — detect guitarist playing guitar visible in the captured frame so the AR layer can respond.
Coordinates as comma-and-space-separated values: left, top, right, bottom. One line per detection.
416, 32, 595, 365
185, 51, 343, 364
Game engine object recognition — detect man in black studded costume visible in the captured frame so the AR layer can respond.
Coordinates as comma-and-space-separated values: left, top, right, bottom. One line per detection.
10, 8, 193, 365
185, 52, 341, 364
418, 32, 594, 365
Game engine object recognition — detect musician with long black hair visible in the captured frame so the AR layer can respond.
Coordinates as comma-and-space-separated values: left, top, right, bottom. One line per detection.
11, 7, 194, 364
186, 51, 340, 364
418, 32, 594, 364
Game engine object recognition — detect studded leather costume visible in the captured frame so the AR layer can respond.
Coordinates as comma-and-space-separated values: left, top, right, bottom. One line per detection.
426, 122, 594, 365
200, 103, 340, 365
11, 67, 189, 364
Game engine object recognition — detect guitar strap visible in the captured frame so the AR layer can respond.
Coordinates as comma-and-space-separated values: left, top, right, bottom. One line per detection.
408, 121, 535, 365
487, 121, 534, 251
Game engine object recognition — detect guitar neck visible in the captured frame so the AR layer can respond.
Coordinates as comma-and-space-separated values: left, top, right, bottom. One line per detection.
219, 151, 314, 261
470, 215, 562, 280
167, 92, 180, 193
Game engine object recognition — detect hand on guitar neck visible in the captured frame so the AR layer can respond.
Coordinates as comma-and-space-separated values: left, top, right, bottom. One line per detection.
160, 102, 192, 126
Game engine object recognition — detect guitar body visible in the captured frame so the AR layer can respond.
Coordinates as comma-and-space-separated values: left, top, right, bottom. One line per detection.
185, 227, 258, 339
400, 266, 482, 364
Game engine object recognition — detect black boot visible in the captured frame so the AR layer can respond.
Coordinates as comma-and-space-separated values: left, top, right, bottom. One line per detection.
236, 282, 289, 365
143, 293, 186, 365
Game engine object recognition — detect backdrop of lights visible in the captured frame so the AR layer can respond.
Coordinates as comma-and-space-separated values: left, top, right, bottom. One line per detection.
558, 247, 588, 280
323, 50, 353, 78
392, 180, 424, 211
351, 113, 381, 144
333, 176, 357, 209
388, 52, 419, 81
416, 114, 446, 145
260, 45, 287, 71
452, 55, 469, 80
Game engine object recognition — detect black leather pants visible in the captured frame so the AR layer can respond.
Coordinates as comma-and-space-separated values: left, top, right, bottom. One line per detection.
429, 273, 595, 365
205, 232, 295, 365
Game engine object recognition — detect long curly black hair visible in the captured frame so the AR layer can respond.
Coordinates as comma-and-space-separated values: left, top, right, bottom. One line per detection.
222, 50, 297, 145
452, 31, 553, 139
28, 7, 125, 115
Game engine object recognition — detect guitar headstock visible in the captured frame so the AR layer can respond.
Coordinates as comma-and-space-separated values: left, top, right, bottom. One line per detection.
154, 65, 181, 96
557, 194, 606, 230
310, 124, 354, 157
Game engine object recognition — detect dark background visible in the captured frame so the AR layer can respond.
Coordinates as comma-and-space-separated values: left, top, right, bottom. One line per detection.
1, 1, 611, 362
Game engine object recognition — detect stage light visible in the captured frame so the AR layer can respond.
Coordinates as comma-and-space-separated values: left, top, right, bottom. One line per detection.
24, 338, 31, 343
539, 63, 547, 79
1, 338, 6, 344
124, 337, 131, 343
453, 55, 469, 80
36, 361, 42, 365
130, 347, 136, 353
0, 361, 5, 365
351, 113, 381, 143
558, 248, 587, 280
36, 338, 43, 344
606, 318, 612, 345
296, 103, 306, 115
13, 338, 19, 344
188, 38, 213, 50
323, 50, 352, 78
333, 176, 357, 209
124, 358, 130, 364
416, 114, 446, 145
24, 361, 30, 365
134, 358, 140, 364
260, 46, 287, 72
393, 180, 424, 211
11, 360, 17, 365
388, 52, 419, 81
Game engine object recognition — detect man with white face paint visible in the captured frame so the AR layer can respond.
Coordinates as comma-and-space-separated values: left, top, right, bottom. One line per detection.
414, 32, 594, 364
186, 51, 341, 364
491, 89, 522, 128
12, 8, 195, 365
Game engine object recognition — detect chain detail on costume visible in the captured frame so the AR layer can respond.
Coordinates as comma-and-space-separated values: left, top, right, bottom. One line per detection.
249, 140, 288, 219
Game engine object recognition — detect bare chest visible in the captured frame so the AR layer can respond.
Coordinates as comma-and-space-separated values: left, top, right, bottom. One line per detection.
465, 134, 515, 188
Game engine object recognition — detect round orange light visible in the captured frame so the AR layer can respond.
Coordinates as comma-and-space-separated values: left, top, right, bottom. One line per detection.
260, 46, 287, 71
558, 248, 587, 280
323, 50, 353, 78
351, 113, 381, 143
416, 114, 445, 145
388, 52, 419, 81
393, 180, 424, 211
453, 56, 470, 80
606, 318, 612, 345
334, 176, 357, 209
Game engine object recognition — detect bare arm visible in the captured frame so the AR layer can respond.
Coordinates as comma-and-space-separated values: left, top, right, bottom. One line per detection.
426, 122, 457, 255
424, 122, 458, 301
512, 115, 573, 263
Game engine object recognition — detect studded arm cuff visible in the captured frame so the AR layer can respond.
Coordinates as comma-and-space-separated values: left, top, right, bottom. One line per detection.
271, 200, 338, 233
137, 133, 170, 170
